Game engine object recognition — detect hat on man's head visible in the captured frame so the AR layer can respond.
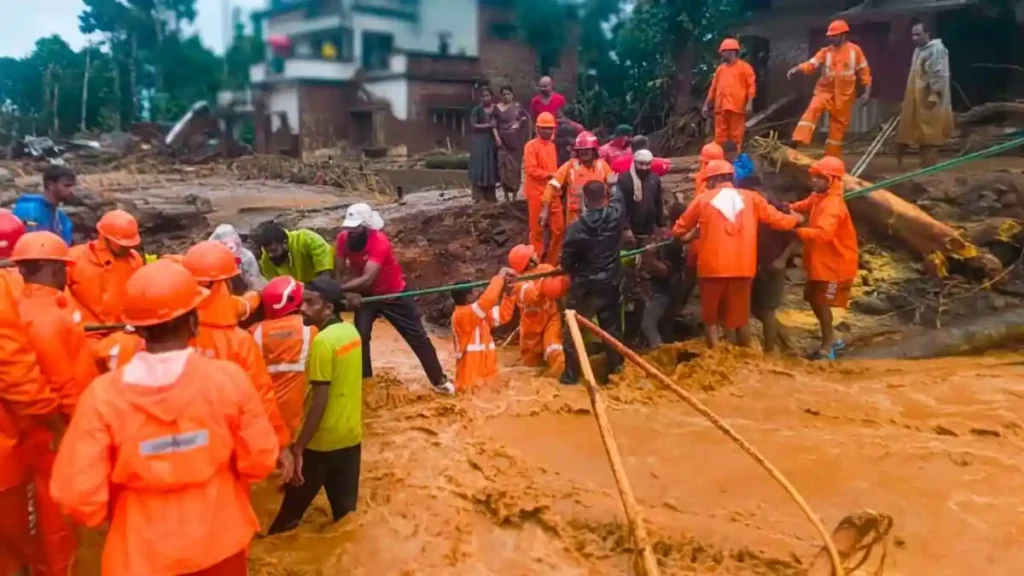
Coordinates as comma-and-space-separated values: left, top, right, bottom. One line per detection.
342, 203, 384, 230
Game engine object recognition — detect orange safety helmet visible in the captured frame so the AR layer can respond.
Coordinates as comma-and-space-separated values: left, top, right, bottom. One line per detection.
704, 159, 736, 179
123, 260, 210, 327
97, 209, 141, 247
262, 276, 304, 320
810, 156, 846, 179
700, 142, 725, 162
183, 240, 239, 282
9, 231, 73, 263
535, 112, 557, 129
826, 19, 850, 37
507, 244, 536, 274
540, 274, 570, 300
719, 38, 741, 52
0, 209, 26, 259
574, 131, 599, 150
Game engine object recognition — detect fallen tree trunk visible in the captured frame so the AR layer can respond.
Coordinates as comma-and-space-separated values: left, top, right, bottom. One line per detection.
749, 137, 1003, 280
848, 308, 1024, 359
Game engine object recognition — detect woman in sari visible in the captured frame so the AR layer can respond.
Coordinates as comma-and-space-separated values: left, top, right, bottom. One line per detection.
493, 85, 531, 202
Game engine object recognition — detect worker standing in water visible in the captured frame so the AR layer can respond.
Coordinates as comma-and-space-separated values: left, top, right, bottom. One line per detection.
897, 19, 954, 168
672, 161, 802, 348
704, 38, 756, 148
50, 260, 280, 575
10, 231, 96, 576
268, 277, 364, 535
789, 156, 859, 360
522, 112, 559, 258
67, 209, 144, 327
11, 165, 76, 245
253, 222, 335, 283
450, 268, 516, 390
251, 276, 317, 439
788, 20, 872, 157
540, 132, 616, 266
499, 244, 565, 372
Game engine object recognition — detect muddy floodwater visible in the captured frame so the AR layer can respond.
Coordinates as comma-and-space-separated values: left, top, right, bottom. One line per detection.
69, 318, 1024, 575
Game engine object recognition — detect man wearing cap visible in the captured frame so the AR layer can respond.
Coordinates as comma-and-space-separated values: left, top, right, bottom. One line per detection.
268, 277, 364, 533
253, 222, 335, 284
704, 38, 756, 148
598, 125, 634, 166
67, 209, 144, 327
335, 203, 454, 395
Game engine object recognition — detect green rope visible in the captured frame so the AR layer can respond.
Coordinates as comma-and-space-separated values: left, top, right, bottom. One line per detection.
361, 241, 668, 303
843, 135, 1024, 201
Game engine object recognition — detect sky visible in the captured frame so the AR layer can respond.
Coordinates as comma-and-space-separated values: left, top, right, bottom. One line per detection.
0, 0, 266, 58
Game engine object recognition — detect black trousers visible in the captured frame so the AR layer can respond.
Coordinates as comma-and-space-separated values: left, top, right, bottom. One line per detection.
355, 298, 445, 386
268, 444, 361, 534
562, 285, 623, 383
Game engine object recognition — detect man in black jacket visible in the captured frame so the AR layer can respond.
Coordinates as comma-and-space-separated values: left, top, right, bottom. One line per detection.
560, 180, 625, 385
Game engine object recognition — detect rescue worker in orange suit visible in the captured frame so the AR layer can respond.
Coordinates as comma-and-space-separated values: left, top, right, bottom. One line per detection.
498, 244, 564, 372
703, 38, 756, 148
788, 19, 872, 158
522, 112, 559, 259
450, 267, 516, 390
49, 259, 280, 576
539, 131, 616, 266
790, 156, 859, 360
250, 276, 318, 439
0, 223, 64, 576
9, 231, 97, 576
677, 142, 726, 308
67, 209, 144, 328
672, 160, 803, 348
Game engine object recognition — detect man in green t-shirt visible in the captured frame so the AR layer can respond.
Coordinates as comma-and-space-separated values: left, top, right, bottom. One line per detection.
252, 222, 335, 283
268, 277, 363, 534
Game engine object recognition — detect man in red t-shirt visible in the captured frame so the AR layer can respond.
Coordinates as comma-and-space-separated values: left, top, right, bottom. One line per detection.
335, 203, 454, 395
609, 135, 671, 177
529, 76, 567, 119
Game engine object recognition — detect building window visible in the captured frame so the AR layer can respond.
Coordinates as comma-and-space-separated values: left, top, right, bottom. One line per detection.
430, 108, 469, 136
309, 28, 354, 62
362, 31, 394, 71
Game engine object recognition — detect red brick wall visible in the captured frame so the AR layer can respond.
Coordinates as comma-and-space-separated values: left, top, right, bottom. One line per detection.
406, 53, 481, 81
297, 83, 353, 156
402, 79, 477, 152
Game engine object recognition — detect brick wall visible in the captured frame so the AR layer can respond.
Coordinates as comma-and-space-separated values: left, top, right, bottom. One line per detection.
403, 79, 477, 152
297, 83, 353, 157
406, 53, 481, 81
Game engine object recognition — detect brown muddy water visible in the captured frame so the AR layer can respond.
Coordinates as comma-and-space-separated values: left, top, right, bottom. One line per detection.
72, 320, 1024, 575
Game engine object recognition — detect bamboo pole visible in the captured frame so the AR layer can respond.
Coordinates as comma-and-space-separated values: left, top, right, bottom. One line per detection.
564, 310, 661, 576
574, 315, 846, 576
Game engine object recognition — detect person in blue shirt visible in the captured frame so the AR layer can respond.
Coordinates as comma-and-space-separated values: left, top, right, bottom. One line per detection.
12, 164, 76, 245
723, 140, 757, 184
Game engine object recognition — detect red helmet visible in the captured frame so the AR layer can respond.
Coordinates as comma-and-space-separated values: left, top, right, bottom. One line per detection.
0, 209, 26, 259
262, 276, 304, 319
574, 131, 599, 150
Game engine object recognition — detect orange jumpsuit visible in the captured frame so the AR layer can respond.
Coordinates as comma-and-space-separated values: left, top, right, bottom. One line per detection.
791, 179, 859, 307
542, 158, 615, 265
67, 240, 143, 326
522, 135, 559, 259
451, 276, 505, 390
235, 290, 261, 322
49, 351, 279, 576
251, 314, 317, 439
707, 59, 756, 147
499, 264, 563, 371
17, 283, 98, 575
792, 42, 872, 157
0, 274, 59, 576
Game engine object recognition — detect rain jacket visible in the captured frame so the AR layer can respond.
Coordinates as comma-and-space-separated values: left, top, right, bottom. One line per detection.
68, 239, 144, 325
11, 194, 73, 245
49, 350, 279, 576
210, 224, 266, 291
258, 229, 334, 283
498, 264, 563, 368
561, 187, 625, 292
791, 180, 859, 282
707, 59, 756, 113
898, 38, 954, 147
18, 283, 98, 415
451, 276, 505, 390
673, 185, 799, 279
251, 314, 316, 439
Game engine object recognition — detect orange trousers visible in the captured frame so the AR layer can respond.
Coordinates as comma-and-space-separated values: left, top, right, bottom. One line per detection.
182, 549, 248, 576
527, 189, 545, 258
544, 200, 566, 266
792, 94, 850, 157
0, 482, 32, 575
25, 427, 77, 576
520, 315, 564, 373
714, 110, 746, 148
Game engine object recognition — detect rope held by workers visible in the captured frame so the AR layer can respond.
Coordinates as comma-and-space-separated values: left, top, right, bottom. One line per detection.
572, 314, 846, 576
564, 310, 661, 576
